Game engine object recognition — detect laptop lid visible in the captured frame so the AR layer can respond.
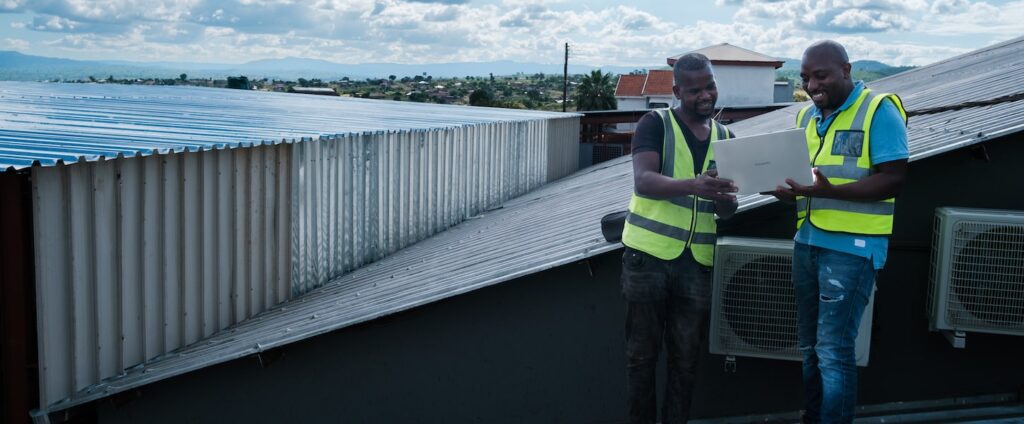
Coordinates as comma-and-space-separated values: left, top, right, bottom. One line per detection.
711, 128, 813, 195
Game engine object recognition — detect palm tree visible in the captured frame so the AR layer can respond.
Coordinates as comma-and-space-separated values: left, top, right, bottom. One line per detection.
574, 69, 617, 111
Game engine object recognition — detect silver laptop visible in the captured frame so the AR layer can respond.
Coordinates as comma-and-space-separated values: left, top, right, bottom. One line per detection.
711, 128, 813, 195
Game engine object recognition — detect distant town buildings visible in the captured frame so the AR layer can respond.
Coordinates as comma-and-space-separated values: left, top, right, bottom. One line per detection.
615, 43, 788, 112
289, 86, 339, 96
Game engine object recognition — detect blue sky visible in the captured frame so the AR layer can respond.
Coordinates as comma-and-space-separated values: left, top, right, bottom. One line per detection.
0, 0, 1020, 66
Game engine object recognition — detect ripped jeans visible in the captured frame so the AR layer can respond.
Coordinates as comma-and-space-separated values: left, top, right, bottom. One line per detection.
792, 243, 875, 424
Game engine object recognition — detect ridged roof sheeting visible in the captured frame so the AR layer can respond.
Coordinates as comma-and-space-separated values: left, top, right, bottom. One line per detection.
0, 82, 576, 171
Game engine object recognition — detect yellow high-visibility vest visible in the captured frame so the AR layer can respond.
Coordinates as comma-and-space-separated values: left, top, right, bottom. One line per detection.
622, 109, 732, 265
794, 88, 907, 234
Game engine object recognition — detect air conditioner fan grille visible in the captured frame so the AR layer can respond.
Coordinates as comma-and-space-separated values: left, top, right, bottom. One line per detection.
719, 252, 799, 357
948, 222, 1024, 329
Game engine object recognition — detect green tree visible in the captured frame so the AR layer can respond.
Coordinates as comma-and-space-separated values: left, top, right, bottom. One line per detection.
409, 91, 429, 102
226, 76, 250, 90
179, 73, 187, 81
469, 88, 493, 107
574, 69, 617, 111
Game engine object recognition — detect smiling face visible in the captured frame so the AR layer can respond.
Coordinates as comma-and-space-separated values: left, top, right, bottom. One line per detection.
800, 42, 854, 115
673, 66, 718, 119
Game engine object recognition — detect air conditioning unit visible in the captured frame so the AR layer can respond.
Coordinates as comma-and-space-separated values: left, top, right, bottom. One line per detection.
927, 207, 1024, 346
710, 237, 874, 366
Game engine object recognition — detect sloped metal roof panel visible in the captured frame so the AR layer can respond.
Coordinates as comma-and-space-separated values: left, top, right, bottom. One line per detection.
0, 82, 577, 171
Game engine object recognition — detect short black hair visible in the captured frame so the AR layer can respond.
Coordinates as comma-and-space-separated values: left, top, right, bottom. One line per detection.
673, 53, 711, 85
804, 40, 850, 66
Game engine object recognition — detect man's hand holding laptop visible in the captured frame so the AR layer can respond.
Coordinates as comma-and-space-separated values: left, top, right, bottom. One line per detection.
765, 167, 833, 203
695, 169, 739, 219
692, 169, 738, 203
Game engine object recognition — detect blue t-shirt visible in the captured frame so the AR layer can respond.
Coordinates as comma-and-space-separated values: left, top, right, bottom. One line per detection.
794, 81, 908, 269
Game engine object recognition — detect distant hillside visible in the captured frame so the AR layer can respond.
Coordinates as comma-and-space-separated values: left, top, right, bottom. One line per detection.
0, 51, 647, 81
776, 58, 915, 83
0, 50, 915, 83
0, 51, 175, 81
852, 60, 891, 71
233, 58, 645, 79
853, 63, 916, 81
779, 58, 801, 70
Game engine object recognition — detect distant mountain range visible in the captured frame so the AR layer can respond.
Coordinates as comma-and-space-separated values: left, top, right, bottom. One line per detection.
0, 51, 648, 81
0, 51, 914, 83
778, 57, 915, 81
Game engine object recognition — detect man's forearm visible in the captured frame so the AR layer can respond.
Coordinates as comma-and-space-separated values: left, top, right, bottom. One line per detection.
634, 171, 698, 199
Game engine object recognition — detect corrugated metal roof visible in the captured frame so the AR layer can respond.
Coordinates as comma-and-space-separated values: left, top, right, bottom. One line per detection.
0, 82, 577, 171
34, 36, 1024, 415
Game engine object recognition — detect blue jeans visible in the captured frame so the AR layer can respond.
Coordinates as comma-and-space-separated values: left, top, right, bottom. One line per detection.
621, 247, 712, 424
792, 243, 875, 424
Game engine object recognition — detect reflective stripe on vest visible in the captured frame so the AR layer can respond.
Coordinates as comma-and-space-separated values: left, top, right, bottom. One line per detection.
621, 109, 731, 265
793, 89, 907, 235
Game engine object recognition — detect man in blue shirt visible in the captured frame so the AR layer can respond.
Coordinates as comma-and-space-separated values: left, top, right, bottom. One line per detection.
769, 40, 908, 424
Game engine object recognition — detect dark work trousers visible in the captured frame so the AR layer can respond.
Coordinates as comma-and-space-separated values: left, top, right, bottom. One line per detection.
621, 246, 713, 424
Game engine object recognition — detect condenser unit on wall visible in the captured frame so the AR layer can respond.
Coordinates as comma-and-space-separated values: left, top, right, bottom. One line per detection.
928, 207, 1024, 347
710, 237, 874, 366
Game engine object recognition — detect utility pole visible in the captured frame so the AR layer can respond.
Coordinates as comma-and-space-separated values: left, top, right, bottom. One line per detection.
562, 43, 569, 112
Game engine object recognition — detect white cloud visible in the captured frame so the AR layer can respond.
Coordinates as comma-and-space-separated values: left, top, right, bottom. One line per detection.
828, 8, 910, 32
26, 0, 197, 24
930, 0, 971, 14
188, 0, 320, 34
615, 6, 663, 32
1, 37, 29, 50
920, 1, 1024, 37
498, 4, 557, 28
424, 6, 459, 22
203, 26, 235, 37
1, 0, 1013, 67
832, 0, 927, 10
0, 0, 28, 12
831, 35, 971, 65
31, 15, 85, 32
732, 0, 927, 33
